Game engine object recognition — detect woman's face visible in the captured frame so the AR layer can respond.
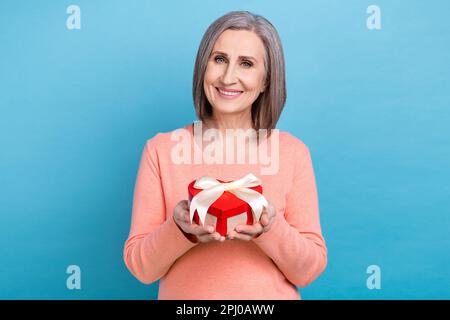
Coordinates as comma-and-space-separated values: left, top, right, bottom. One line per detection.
203, 29, 267, 118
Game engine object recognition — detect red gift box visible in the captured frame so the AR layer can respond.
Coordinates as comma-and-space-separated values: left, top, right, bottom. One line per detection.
188, 178, 264, 236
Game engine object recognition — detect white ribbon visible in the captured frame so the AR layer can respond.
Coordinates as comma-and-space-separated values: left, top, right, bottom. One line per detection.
189, 173, 268, 226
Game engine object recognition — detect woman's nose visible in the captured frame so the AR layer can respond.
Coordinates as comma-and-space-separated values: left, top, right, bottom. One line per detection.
221, 63, 238, 85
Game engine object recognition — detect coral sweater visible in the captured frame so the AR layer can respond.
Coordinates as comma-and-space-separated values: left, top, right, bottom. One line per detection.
123, 122, 327, 299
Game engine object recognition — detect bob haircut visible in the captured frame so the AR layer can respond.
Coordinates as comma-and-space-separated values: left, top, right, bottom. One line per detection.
192, 10, 286, 141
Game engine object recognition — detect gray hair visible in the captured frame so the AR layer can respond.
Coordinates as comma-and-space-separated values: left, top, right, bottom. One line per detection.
192, 11, 286, 140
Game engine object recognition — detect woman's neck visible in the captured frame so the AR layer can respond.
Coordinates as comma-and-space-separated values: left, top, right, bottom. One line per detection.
203, 114, 253, 134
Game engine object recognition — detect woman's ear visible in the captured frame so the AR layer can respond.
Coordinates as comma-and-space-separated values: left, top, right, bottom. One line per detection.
261, 78, 268, 93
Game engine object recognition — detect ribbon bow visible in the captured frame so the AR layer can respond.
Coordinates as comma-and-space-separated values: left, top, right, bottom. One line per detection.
189, 173, 268, 226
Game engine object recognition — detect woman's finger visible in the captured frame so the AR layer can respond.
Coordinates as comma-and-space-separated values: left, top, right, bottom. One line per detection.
188, 223, 214, 236
178, 210, 191, 223
227, 230, 253, 241
260, 213, 269, 226
198, 231, 221, 243
234, 223, 263, 236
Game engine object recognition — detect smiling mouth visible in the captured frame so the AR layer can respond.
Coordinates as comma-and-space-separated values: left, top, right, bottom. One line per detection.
215, 87, 244, 98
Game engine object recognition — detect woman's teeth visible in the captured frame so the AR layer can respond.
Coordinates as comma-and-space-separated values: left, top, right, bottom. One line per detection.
216, 87, 243, 96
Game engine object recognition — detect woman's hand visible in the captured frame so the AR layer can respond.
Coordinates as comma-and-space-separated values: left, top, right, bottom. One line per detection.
227, 201, 277, 241
173, 200, 225, 243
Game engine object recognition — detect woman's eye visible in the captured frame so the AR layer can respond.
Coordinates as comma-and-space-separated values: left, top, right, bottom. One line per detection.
214, 56, 226, 63
214, 56, 252, 68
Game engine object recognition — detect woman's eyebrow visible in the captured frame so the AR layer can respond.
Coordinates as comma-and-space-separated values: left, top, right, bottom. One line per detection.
211, 51, 257, 62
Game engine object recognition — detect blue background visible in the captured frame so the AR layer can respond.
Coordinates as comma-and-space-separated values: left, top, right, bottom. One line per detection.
1, 0, 449, 299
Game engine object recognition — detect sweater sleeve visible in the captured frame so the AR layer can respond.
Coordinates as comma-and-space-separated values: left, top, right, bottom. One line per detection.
123, 136, 197, 284
252, 142, 327, 288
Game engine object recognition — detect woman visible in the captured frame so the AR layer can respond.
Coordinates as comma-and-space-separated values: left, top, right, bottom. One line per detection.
123, 11, 327, 300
